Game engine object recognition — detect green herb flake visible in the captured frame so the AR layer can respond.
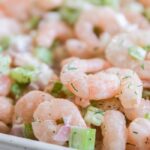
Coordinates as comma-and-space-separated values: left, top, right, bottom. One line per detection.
71, 83, 78, 92
145, 113, 150, 120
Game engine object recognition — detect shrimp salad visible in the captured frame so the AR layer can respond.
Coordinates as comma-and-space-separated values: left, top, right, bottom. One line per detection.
0, 0, 150, 150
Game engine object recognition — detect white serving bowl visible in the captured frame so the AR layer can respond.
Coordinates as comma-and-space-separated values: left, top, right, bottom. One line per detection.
0, 133, 75, 150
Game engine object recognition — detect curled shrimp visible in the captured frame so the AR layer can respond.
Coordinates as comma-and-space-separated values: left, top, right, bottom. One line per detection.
124, 99, 150, 120
0, 97, 14, 124
36, 13, 72, 48
128, 118, 150, 150
101, 110, 127, 150
106, 30, 150, 81
124, 10, 150, 29
75, 7, 129, 54
32, 99, 86, 144
66, 32, 111, 58
106, 68, 143, 109
0, 15, 21, 38
0, 75, 11, 96
139, 0, 150, 7
60, 58, 120, 104
35, 0, 63, 11
15, 90, 53, 123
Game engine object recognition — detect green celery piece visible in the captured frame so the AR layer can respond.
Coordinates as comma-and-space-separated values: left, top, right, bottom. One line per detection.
51, 82, 63, 96
60, 7, 81, 25
84, 106, 104, 126
27, 16, 40, 29
69, 127, 96, 150
145, 113, 150, 120
0, 36, 11, 51
10, 67, 37, 84
100, 0, 120, 8
144, 8, 150, 21
143, 45, 150, 51
11, 83, 26, 99
35, 47, 53, 65
23, 123, 35, 139
0, 55, 11, 74
86, 0, 102, 5
128, 46, 146, 61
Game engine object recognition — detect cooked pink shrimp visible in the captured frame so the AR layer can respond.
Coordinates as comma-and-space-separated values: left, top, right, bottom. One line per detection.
0, 97, 14, 124
106, 68, 143, 109
32, 99, 86, 145
0, 15, 21, 38
142, 80, 150, 88
35, 0, 63, 11
15, 91, 53, 123
61, 58, 120, 106
128, 118, 150, 150
101, 110, 127, 150
0, 75, 11, 96
0, 0, 32, 21
106, 30, 150, 81
66, 33, 111, 58
124, 11, 150, 29
0, 121, 10, 134
75, 7, 129, 54
36, 13, 72, 48
140, 0, 150, 7
124, 99, 150, 120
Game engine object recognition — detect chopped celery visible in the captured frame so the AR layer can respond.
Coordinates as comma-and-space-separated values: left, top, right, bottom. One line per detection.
69, 127, 96, 150
0, 36, 11, 51
10, 67, 37, 84
84, 106, 104, 126
11, 83, 26, 99
23, 123, 35, 139
27, 16, 40, 29
144, 8, 150, 21
86, 0, 102, 5
51, 82, 63, 95
35, 47, 53, 65
101, 0, 120, 8
0, 55, 11, 74
143, 45, 150, 51
145, 113, 150, 120
60, 7, 81, 25
51, 81, 74, 98
128, 46, 146, 61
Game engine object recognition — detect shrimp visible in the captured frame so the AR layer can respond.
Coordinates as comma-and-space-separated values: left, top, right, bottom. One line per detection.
32, 99, 86, 145
66, 32, 111, 58
0, 15, 21, 38
106, 30, 150, 81
60, 58, 120, 104
0, 121, 10, 134
106, 68, 143, 109
75, 7, 129, 54
36, 13, 72, 48
124, 99, 150, 120
101, 110, 127, 150
128, 118, 150, 150
124, 11, 150, 29
35, 0, 63, 11
0, 97, 14, 124
139, 0, 150, 7
0, 0, 32, 21
0, 75, 11, 96
15, 91, 53, 123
